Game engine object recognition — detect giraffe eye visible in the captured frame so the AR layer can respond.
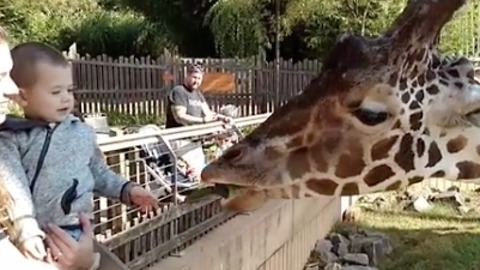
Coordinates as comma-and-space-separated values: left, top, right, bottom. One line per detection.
352, 108, 389, 126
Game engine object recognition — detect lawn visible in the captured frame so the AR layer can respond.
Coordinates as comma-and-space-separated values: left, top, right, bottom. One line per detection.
334, 194, 480, 270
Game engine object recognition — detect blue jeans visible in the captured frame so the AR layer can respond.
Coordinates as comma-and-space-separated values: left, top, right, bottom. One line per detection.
59, 225, 83, 241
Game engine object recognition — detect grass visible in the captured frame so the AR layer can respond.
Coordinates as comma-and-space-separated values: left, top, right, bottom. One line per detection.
334, 195, 480, 270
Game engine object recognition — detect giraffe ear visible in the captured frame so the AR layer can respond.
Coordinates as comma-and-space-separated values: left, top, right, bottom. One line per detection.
384, 0, 464, 47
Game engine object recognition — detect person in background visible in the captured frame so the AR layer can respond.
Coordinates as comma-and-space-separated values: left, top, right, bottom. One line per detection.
165, 63, 231, 128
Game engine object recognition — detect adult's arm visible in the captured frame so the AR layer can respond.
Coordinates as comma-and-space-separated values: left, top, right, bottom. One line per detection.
198, 93, 231, 123
169, 87, 213, 125
0, 133, 45, 244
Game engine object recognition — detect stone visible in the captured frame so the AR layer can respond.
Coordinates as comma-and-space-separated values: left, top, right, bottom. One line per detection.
403, 187, 436, 201
324, 263, 342, 270
341, 253, 369, 266
431, 191, 465, 206
313, 239, 338, 267
412, 196, 433, 212
457, 205, 470, 215
350, 235, 392, 266
329, 233, 350, 257
342, 206, 362, 223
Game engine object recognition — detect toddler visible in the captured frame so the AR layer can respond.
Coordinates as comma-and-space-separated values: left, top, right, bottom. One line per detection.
0, 42, 158, 262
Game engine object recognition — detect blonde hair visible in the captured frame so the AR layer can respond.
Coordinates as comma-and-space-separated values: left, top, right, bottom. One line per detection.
0, 181, 14, 238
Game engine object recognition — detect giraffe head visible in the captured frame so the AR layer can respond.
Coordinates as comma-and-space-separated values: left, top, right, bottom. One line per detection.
201, 0, 480, 200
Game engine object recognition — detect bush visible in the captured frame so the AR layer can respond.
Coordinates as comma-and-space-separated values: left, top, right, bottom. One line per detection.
61, 10, 176, 58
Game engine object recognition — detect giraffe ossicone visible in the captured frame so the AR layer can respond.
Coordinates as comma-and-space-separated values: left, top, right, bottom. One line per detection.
200, 0, 480, 211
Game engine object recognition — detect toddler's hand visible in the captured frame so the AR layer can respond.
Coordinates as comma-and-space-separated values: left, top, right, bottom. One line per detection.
130, 186, 159, 215
20, 236, 47, 260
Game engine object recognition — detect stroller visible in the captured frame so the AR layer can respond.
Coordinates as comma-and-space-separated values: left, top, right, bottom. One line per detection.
134, 105, 242, 202
135, 125, 202, 202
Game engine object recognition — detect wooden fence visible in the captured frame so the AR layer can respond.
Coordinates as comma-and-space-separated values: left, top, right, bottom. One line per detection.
69, 52, 322, 120
70, 51, 480, 122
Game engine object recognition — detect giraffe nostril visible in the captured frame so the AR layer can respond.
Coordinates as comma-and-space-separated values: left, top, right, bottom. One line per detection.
223, 147, 243, 162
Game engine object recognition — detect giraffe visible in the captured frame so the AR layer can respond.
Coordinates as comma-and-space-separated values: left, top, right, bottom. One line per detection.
198, 0, 480, 211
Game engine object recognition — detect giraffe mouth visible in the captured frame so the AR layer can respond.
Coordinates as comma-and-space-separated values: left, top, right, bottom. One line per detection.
185, 183, 248, 201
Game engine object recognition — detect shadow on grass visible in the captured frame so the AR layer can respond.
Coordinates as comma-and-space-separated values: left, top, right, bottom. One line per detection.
333, 207, 480, 270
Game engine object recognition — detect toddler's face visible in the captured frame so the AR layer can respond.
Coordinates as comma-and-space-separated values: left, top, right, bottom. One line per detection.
23, 62, 75, 122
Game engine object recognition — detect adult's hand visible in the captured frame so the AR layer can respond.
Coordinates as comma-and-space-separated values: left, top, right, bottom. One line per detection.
45, 213, 96, 270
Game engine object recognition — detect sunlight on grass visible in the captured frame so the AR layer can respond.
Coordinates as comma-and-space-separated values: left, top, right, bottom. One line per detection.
335, 204, 480, 270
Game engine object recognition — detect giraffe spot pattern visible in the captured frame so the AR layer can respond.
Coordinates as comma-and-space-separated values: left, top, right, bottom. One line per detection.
401, 92, 410, 103
439, 80, 449, 87
417, 73, 426, 87
306, 178, 338, 195
309, 142, 328, 173
266, 109, 311, 138
408, 176, 423, 185
341, 183, 359, 195
426, 141, 442, 167
426, 85, 439, 95
438, 71, 448, 80
399, 77, 408, 91
456, 161, 480, 179
409, 111, 423, 130
454, 82, 464, 89
446, 135, 468, 153
447, 69, 460, 78
287, 147, 310, 180
409, 101, 421, 110
370, 135, 399, 161
476, 145, 480, 157
431, 171, 445, 177
394, 133, 415, 172
386, 180, 402, 191
414, 90, 425, 104
335, 142, 366, 178
364, 164, 395, 187
416, 138, 425, 157
323, 135, 342, 154
392, 120, 402, 129
388, 72, 399, 87
426, 70, 436, 81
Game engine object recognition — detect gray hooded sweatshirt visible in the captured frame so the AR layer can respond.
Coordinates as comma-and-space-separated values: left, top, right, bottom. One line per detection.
0, 115, 135, 243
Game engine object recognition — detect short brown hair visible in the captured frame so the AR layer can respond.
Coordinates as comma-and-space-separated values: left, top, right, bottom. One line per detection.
186, 63, 205, 75
10, 42, 69, 88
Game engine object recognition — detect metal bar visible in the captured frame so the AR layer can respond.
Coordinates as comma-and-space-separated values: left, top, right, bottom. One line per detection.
98, 113, 270, 152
